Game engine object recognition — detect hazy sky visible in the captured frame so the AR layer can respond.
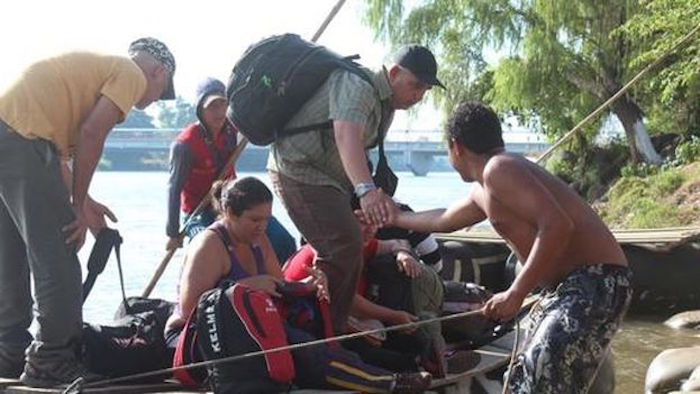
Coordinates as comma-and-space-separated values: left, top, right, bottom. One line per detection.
1, 0, 445, 131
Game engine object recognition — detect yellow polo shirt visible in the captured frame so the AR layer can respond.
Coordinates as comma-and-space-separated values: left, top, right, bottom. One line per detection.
0, 52, 147, 158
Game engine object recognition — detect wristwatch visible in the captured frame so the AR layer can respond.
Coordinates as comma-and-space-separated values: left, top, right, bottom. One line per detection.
354, 182, 376, 199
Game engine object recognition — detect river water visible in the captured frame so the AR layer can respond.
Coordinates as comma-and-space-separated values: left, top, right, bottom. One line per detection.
77, 171, 698, 393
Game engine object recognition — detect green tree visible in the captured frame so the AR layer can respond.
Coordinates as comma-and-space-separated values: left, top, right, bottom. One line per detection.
619, 0, 700, 137
364, 0, 665, 164
156, 96, 197, 129
120, 109, 154, 128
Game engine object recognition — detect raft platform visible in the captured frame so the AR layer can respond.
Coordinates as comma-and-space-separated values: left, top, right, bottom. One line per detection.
438, 226, 700, 251
0, 379, 358, 394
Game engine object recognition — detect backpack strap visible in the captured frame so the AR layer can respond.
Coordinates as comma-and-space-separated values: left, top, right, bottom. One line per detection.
113, 231, 130, 313
279, 58, 396, 193
82, 228, 125, 305
371, 99, 398, 196
281, 56, 377, 138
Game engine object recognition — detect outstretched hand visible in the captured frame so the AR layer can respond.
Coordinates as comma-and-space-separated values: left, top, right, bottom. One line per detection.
358, 188, 396, 227
483, 289, 525, 322
354, 197, 399, 229
84, 197, 118, 236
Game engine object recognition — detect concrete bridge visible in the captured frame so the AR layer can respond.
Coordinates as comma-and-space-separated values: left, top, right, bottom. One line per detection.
104, 128, 549, 174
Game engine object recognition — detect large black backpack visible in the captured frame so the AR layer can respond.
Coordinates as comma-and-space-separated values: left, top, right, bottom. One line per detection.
226, 33, 372, 146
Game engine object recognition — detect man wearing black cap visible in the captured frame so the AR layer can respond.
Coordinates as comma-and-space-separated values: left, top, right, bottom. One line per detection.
0, 37, 176, 387
268, 44, 443, 335
383, 102, 631, 393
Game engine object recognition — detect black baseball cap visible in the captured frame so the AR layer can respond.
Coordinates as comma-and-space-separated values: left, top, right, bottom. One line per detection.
395, 45, 445, 89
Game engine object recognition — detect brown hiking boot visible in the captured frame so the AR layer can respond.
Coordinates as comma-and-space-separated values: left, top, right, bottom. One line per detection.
392, 371, 432, 393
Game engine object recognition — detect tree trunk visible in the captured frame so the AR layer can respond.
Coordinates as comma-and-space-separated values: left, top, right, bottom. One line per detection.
611, 96, 662, 164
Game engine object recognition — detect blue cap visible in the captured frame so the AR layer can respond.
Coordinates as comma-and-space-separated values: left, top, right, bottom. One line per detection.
196, 77, 226, 109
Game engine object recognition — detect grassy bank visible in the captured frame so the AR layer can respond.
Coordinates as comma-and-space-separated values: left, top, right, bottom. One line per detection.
548, 134, 699, 229
595, 162, 699, 228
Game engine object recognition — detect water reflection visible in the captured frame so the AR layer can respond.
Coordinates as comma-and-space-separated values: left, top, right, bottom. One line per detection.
613, 315, 699, 393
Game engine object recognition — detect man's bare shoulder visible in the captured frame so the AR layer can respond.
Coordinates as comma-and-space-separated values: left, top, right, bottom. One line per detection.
483, 153, 533, 183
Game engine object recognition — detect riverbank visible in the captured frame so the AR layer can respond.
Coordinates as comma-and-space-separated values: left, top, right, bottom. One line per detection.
596, 161, 700, 229
548, 134, 700, 229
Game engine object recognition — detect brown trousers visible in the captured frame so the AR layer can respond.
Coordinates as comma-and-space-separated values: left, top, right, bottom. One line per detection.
269, 171, 362, 333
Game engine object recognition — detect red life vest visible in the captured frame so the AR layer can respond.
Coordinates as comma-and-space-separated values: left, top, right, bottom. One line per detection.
176, 123, 237, 214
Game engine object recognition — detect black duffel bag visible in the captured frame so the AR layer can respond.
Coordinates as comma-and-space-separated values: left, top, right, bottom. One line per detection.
82, 309, 172, 383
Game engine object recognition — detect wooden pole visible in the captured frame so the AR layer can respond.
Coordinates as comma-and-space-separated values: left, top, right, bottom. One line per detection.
311, 0, 346, 43
141, 136, 248, 298
140, 0, 349, 298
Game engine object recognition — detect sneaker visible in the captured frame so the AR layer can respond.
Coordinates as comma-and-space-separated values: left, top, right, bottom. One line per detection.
392, 371, 432, 393
20, 360, 102, 388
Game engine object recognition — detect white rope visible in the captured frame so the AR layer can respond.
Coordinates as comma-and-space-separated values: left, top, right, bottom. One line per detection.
501, 320, 520, 394
80, 307, 489, 389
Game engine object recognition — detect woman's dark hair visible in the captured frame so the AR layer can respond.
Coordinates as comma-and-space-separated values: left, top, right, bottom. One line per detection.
211, 177, 272, 216
446, 101, 504, 154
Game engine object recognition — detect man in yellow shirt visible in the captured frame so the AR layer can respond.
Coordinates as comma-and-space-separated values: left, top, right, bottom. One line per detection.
0, 37, 176, 387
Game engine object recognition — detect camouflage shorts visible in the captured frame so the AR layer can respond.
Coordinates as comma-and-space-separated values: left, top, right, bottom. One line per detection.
507, 264, 632, 394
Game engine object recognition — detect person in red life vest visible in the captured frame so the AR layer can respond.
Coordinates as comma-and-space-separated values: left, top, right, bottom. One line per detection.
165, 78, 297, 262
283, 220, 446, 377
165, 177, 432, 393
165, 77, 237, 250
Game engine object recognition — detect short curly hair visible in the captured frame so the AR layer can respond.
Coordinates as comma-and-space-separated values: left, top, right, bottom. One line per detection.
446, 101, 504, 154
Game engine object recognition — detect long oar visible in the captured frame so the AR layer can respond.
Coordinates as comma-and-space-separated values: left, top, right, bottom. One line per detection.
140, 0, 348, 298
141, 136, 248, 298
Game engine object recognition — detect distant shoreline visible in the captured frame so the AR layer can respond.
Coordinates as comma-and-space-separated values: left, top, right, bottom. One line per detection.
98, 148, 458, 174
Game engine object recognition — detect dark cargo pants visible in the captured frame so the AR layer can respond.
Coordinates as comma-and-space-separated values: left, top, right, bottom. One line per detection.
507, 264, 632, 394
0, 121, 82, 374
269, 171, 362, 334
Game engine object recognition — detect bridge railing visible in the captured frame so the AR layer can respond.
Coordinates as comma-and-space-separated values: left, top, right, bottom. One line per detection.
107, 128, 548, 153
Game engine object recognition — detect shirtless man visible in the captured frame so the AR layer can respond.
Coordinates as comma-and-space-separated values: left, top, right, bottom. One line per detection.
382, 101, 632, 393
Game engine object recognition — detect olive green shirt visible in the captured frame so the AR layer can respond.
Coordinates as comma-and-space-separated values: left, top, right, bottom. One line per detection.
267, 67, 394, 192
